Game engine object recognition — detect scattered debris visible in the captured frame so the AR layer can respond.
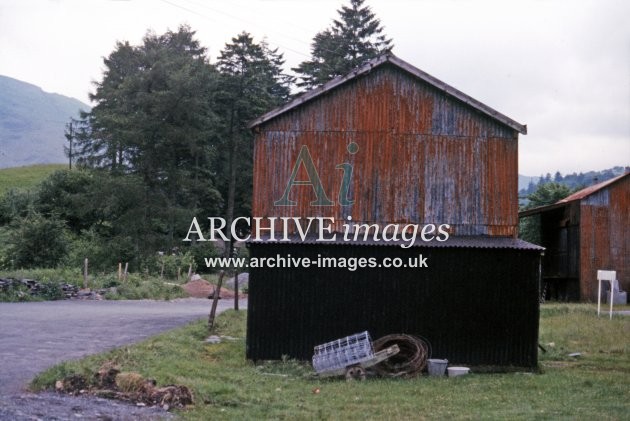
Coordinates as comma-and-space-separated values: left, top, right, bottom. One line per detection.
568, 352, 582, 358
221, 335, 239, 341
115, 372, 152, 393
94, 361, 120, 389
204, 335, 241, 344
259, 373, 288, 377
54, 374, 89, 395
54, 362, 193, 411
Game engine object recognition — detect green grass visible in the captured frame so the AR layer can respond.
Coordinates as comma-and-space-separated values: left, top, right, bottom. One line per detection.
31, 305, 630, 420
0, 163, 66, 194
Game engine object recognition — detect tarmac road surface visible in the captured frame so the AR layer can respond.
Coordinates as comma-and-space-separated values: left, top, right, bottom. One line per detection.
0, 298, 245, 420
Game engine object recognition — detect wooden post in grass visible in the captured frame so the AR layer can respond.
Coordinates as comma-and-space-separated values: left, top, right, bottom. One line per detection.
123, 262, 128, 282
234, 270, 239, 311
118, 263, 122, 281
83, 258, 89, 289
208, 270, 225, 331
187, 264, 193, 281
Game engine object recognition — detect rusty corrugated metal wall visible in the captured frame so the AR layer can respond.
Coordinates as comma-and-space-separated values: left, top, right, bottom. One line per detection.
579, 176, 630, 301
246, 242, 541, 368
247, 60, 538, 368
252, 64, 519, 236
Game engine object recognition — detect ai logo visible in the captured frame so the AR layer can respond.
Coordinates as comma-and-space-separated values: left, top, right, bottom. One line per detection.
274, 142, 359, 206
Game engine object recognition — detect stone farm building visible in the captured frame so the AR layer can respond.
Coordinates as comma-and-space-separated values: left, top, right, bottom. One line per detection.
246, 54, 543, 369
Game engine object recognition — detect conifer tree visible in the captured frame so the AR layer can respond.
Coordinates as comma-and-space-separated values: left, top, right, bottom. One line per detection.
214, 32, 292, 243
294, 0, 393, 89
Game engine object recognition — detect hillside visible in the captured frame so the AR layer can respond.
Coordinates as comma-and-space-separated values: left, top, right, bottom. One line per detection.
0, 76, 89, 168
518, 174, 539, 192
0, 164, 66, 195
519, 166, 627, 196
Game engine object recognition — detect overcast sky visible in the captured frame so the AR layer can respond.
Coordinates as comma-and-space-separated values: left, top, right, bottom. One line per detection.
0, 0, 628, 176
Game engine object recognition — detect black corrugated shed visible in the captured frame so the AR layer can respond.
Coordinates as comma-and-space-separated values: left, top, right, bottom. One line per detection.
246, 55, 540, 370
246, 237, 543, 369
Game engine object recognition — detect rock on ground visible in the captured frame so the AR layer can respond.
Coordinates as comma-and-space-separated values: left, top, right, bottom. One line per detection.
224, 272, 249, 291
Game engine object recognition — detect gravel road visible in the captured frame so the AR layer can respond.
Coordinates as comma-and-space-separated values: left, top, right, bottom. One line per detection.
0, 298, 246, 420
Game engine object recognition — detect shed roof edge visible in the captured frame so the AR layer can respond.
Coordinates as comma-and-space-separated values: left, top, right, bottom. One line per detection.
248, 54, 527, 134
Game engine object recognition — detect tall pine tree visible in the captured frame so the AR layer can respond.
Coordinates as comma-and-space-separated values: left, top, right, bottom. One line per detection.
214, 32, 292, 245
294, 0, 393, 89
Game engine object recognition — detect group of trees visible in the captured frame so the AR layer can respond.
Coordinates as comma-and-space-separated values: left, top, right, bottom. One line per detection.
0, 0, 392, 271
520, 167, 624, 197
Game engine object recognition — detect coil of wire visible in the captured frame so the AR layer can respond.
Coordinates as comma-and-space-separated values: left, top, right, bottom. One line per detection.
372, 334, 430, 378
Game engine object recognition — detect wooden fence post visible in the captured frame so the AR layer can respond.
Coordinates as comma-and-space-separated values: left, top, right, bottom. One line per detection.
234, 270, 239, 311
208, 270, 225, 331
83, 258, 89, 289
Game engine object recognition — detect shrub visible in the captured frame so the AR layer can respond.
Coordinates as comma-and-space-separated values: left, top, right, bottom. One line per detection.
0, 188, 36, 224
64, 230, 136, 273
7, 213, 69, 268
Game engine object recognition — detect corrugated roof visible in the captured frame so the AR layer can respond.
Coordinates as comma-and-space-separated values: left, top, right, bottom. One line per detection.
557, 172, 629, 203
248, 54, 527, 134
248, 234, 544, 251
519, 172, 629, 217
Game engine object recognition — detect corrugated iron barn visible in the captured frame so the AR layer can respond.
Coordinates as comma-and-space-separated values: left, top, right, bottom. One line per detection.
519, 172, 629, 302
246, 54, 543, 369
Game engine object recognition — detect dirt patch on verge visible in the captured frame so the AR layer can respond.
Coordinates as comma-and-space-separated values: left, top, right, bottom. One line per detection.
182, 279, 246, 299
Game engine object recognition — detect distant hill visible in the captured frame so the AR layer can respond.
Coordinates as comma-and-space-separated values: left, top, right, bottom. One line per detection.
0, 75, 89, 168
518, 174, 539, 192
0, 163, 66, 195
518, 166, 628, 202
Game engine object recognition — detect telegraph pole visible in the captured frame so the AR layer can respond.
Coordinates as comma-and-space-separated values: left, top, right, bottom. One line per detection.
65, 121, 73, 170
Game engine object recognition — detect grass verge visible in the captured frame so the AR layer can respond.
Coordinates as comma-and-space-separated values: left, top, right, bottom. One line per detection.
31, 305, 630, 420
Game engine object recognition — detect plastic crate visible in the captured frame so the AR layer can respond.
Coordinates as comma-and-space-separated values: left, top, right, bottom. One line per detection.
312, 331, 374, 373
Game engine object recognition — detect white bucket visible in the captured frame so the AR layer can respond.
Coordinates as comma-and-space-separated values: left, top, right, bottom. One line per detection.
427, 359, 448, 376
447, 366, 470, 377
